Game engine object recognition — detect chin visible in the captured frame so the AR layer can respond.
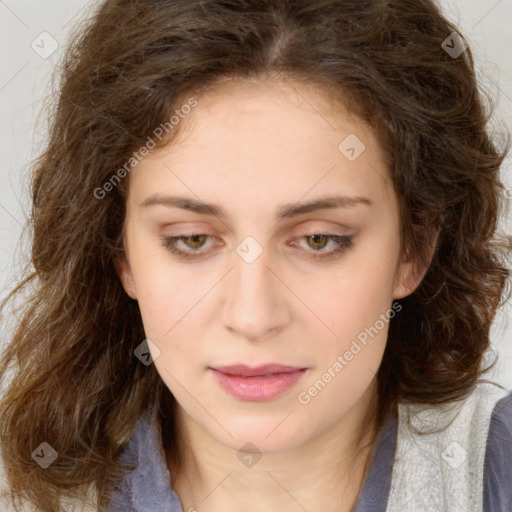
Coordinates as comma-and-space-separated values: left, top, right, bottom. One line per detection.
210, 416, 312, 454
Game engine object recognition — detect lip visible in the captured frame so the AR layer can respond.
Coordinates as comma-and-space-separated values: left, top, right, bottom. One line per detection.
209, 364, 308, 401
211, 363, 305, 377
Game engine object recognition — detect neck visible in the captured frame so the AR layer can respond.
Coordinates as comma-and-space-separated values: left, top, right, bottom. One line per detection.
164, 383, 381, 512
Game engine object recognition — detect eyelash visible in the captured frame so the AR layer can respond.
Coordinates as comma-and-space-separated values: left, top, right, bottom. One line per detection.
160, 233, 354, 261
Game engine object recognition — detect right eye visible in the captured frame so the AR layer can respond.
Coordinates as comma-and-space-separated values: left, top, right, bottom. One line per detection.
160, 233, 215, 258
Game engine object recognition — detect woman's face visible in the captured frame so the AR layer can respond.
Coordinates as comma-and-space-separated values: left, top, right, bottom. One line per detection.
117, 76, 419, 454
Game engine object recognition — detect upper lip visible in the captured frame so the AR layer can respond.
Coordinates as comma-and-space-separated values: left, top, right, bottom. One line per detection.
210, 364, 306, 377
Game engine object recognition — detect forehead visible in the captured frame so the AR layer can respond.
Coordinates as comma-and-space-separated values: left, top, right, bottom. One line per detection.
128, 75, 394, 214
170, 75, 370, 151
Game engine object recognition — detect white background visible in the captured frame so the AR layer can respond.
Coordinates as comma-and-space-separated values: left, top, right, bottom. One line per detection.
0, 0, 511, 387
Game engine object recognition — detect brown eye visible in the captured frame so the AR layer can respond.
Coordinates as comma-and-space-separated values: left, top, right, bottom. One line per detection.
305, 234, 329, 250
161, 233, 214, 258
180, 234, 208, 249
295, 234, 354, 261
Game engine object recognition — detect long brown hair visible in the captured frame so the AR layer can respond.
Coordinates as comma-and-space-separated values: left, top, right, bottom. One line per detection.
1, 0, 510, 510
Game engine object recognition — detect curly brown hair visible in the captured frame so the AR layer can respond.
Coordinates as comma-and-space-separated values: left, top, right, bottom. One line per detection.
1, 0, 510, 510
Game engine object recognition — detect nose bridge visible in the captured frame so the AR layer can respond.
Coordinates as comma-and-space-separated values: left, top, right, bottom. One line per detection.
221, 235, 288, 339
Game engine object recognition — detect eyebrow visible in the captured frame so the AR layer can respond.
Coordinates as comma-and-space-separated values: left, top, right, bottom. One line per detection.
139, 194, 372, 219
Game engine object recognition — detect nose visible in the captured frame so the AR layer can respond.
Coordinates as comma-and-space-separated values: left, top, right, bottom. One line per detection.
220, 246, 290, 342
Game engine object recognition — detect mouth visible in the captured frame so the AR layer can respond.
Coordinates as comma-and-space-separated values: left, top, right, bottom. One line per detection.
209, 364, 308, 401
210, 363, 307, 377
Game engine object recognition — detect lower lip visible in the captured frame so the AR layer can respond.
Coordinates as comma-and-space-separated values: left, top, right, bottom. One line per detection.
210, 368, 307, 401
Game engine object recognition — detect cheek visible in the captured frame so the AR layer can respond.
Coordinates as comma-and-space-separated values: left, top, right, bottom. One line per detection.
127, 246, 187, 338
136, 276, 193, 340
296, 242, 399, 374
298, 260, 397, 342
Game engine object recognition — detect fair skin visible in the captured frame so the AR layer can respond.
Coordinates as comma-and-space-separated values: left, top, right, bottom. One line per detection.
117, 75, 435, 512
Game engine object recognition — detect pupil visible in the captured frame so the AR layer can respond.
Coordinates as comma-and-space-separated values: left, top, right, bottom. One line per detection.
188, 235, 204, 248
310, 234, 326, 248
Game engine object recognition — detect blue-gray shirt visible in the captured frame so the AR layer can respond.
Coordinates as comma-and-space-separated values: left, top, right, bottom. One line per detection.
106, 389, 512, 512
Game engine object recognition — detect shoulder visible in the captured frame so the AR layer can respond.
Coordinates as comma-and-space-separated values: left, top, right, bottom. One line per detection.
106, 406, 183, 511
482, 384, 512, 512
387, 380, 511, 512
397, 380, 510, 438
399, 379, 510, 431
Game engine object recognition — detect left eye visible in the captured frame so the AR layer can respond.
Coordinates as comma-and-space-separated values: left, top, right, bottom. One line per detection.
160, 233, 354, 260
291, 234, 354, 260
